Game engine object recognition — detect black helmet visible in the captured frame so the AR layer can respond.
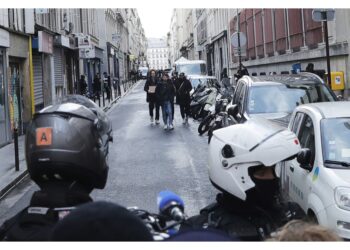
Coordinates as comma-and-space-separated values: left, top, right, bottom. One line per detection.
25, 98, 112, 190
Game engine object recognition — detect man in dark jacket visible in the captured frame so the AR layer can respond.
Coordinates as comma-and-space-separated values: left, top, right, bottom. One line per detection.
79, 75, 87, 96
144, 69, 160, 124
156, 72, 176, 130
176, 73, 193, 124
93, 73, 101, 98
171, 71, 179, 120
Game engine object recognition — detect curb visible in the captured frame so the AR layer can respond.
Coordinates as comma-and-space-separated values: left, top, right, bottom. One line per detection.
0, 170, 28, 200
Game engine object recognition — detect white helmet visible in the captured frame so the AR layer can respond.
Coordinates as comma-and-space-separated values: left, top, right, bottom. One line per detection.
208, 117, 301, 202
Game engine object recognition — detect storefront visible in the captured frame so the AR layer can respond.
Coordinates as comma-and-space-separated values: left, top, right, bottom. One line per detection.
32, 31, 54, 111
0, 28, 10, 147
80, 46, 103, 96
8, 32, 30, 135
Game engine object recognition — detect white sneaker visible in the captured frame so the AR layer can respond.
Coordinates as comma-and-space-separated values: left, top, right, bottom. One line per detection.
182, 118, 186, 124
169, 124, 174, 130
163, 125, 168, 130
150, 117, 154, 123
155, 119, 160, 124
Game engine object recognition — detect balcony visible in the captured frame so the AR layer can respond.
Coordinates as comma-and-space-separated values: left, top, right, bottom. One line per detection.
116, 10, 125, 24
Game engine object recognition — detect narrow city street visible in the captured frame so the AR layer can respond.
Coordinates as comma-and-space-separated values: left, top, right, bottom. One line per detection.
0, 80, 218, 225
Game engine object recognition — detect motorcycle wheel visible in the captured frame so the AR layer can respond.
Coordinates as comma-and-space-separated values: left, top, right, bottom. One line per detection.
198, 115, 215, 135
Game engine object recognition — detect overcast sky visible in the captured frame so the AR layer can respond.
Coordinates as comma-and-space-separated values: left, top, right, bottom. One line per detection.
137, 8, 173, 39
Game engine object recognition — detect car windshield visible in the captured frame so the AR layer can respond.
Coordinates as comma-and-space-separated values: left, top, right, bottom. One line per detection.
247, 84, 336, 114
176, 63, 206, 76
190, 78, 219, 89
321, 118, 350, 168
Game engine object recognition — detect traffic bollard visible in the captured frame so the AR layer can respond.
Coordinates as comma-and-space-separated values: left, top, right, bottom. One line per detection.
14, 127, 19, 171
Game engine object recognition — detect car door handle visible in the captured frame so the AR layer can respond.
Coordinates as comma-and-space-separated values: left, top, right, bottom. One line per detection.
290, 166, 294, 172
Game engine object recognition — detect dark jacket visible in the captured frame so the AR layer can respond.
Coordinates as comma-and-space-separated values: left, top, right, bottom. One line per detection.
0, 187, 92, 241
156, 79, 176, 104
144, 77, 158, 103
176, 78, 193, 105
93, 76, 101, 93
79, 78, 87, 95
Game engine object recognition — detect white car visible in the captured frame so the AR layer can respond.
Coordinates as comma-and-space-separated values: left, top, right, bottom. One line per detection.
279, 101, 350, 239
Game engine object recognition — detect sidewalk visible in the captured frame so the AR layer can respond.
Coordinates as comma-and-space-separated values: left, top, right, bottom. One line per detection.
0, 80, 139, 199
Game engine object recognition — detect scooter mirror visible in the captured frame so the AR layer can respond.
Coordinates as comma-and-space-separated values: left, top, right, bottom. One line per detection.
227, 104, 239, 118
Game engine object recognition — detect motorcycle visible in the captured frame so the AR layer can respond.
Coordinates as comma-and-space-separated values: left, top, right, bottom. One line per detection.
130, 190, 305, 241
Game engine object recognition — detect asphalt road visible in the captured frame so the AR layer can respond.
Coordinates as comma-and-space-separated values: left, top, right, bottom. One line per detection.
0, 80, 218, 225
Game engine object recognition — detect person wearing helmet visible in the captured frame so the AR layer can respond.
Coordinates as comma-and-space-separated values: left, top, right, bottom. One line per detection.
182, 118, 306, 241
0, 96, 112, 241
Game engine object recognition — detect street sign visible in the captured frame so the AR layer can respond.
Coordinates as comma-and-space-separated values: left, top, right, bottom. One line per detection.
312, 9, 335, 22
233, 47, 247, 57
230, 32, 247, 48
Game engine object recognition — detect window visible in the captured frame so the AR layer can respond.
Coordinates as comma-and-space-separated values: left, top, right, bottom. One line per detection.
237, 85, 246, 115
291, 112, 304, 134
298, 115, 315, 166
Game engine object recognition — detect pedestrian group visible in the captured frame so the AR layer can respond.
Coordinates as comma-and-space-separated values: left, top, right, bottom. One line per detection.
144, 69, 192, 130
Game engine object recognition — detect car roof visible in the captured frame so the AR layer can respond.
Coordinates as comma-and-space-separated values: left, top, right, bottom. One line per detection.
188, 75, 217, 79
298, 101, 350, 119
241, 72, 325, 86
175, 60, 206, 65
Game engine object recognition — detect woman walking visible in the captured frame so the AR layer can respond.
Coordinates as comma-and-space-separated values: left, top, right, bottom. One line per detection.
144, 69, 160, 124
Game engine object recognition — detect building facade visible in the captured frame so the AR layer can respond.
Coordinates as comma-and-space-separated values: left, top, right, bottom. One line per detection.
0, 8, 147, 148
169, 8, 350, 97
147, 38, 169, 70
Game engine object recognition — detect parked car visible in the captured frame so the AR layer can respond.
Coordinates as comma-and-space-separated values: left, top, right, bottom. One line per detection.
229, 73, 338, 127
278, 101, 350, 239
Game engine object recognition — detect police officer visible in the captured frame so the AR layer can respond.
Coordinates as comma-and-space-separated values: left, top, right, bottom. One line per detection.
182, 118, 306, 240
0, 95, 112, 241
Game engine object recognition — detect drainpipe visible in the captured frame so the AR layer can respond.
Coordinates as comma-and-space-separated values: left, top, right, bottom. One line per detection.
29, 36, 35, 116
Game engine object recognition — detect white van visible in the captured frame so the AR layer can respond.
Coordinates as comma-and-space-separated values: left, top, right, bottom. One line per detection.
279, 102, 350, 239
174, 57, 207, 76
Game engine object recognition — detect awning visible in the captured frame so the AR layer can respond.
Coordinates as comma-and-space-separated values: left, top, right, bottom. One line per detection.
211, 30, 228, 44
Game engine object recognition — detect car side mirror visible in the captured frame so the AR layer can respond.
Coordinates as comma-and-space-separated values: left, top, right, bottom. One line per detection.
297, 148, 313, 171
227, 104, 239, 118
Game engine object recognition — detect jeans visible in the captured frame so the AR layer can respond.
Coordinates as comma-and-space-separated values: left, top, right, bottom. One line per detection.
149, 101, 160, 120
162, 101, 173, 126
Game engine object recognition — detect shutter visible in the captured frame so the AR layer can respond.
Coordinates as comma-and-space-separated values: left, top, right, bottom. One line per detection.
288, 9, 303, 50
33, 54, 43, 105
54, 48, 64, 87
264, 9, 274, 56
275, 9, 287, 53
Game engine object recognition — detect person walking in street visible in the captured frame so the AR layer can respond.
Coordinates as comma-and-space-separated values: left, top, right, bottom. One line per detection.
156, 72, 176, 130
144, 69, 160, 124
79, 75, 87, 96
171, 71, 179, 120
93, 73, 101, 98
176, 72, 192, 124
103, 72, 112, 101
